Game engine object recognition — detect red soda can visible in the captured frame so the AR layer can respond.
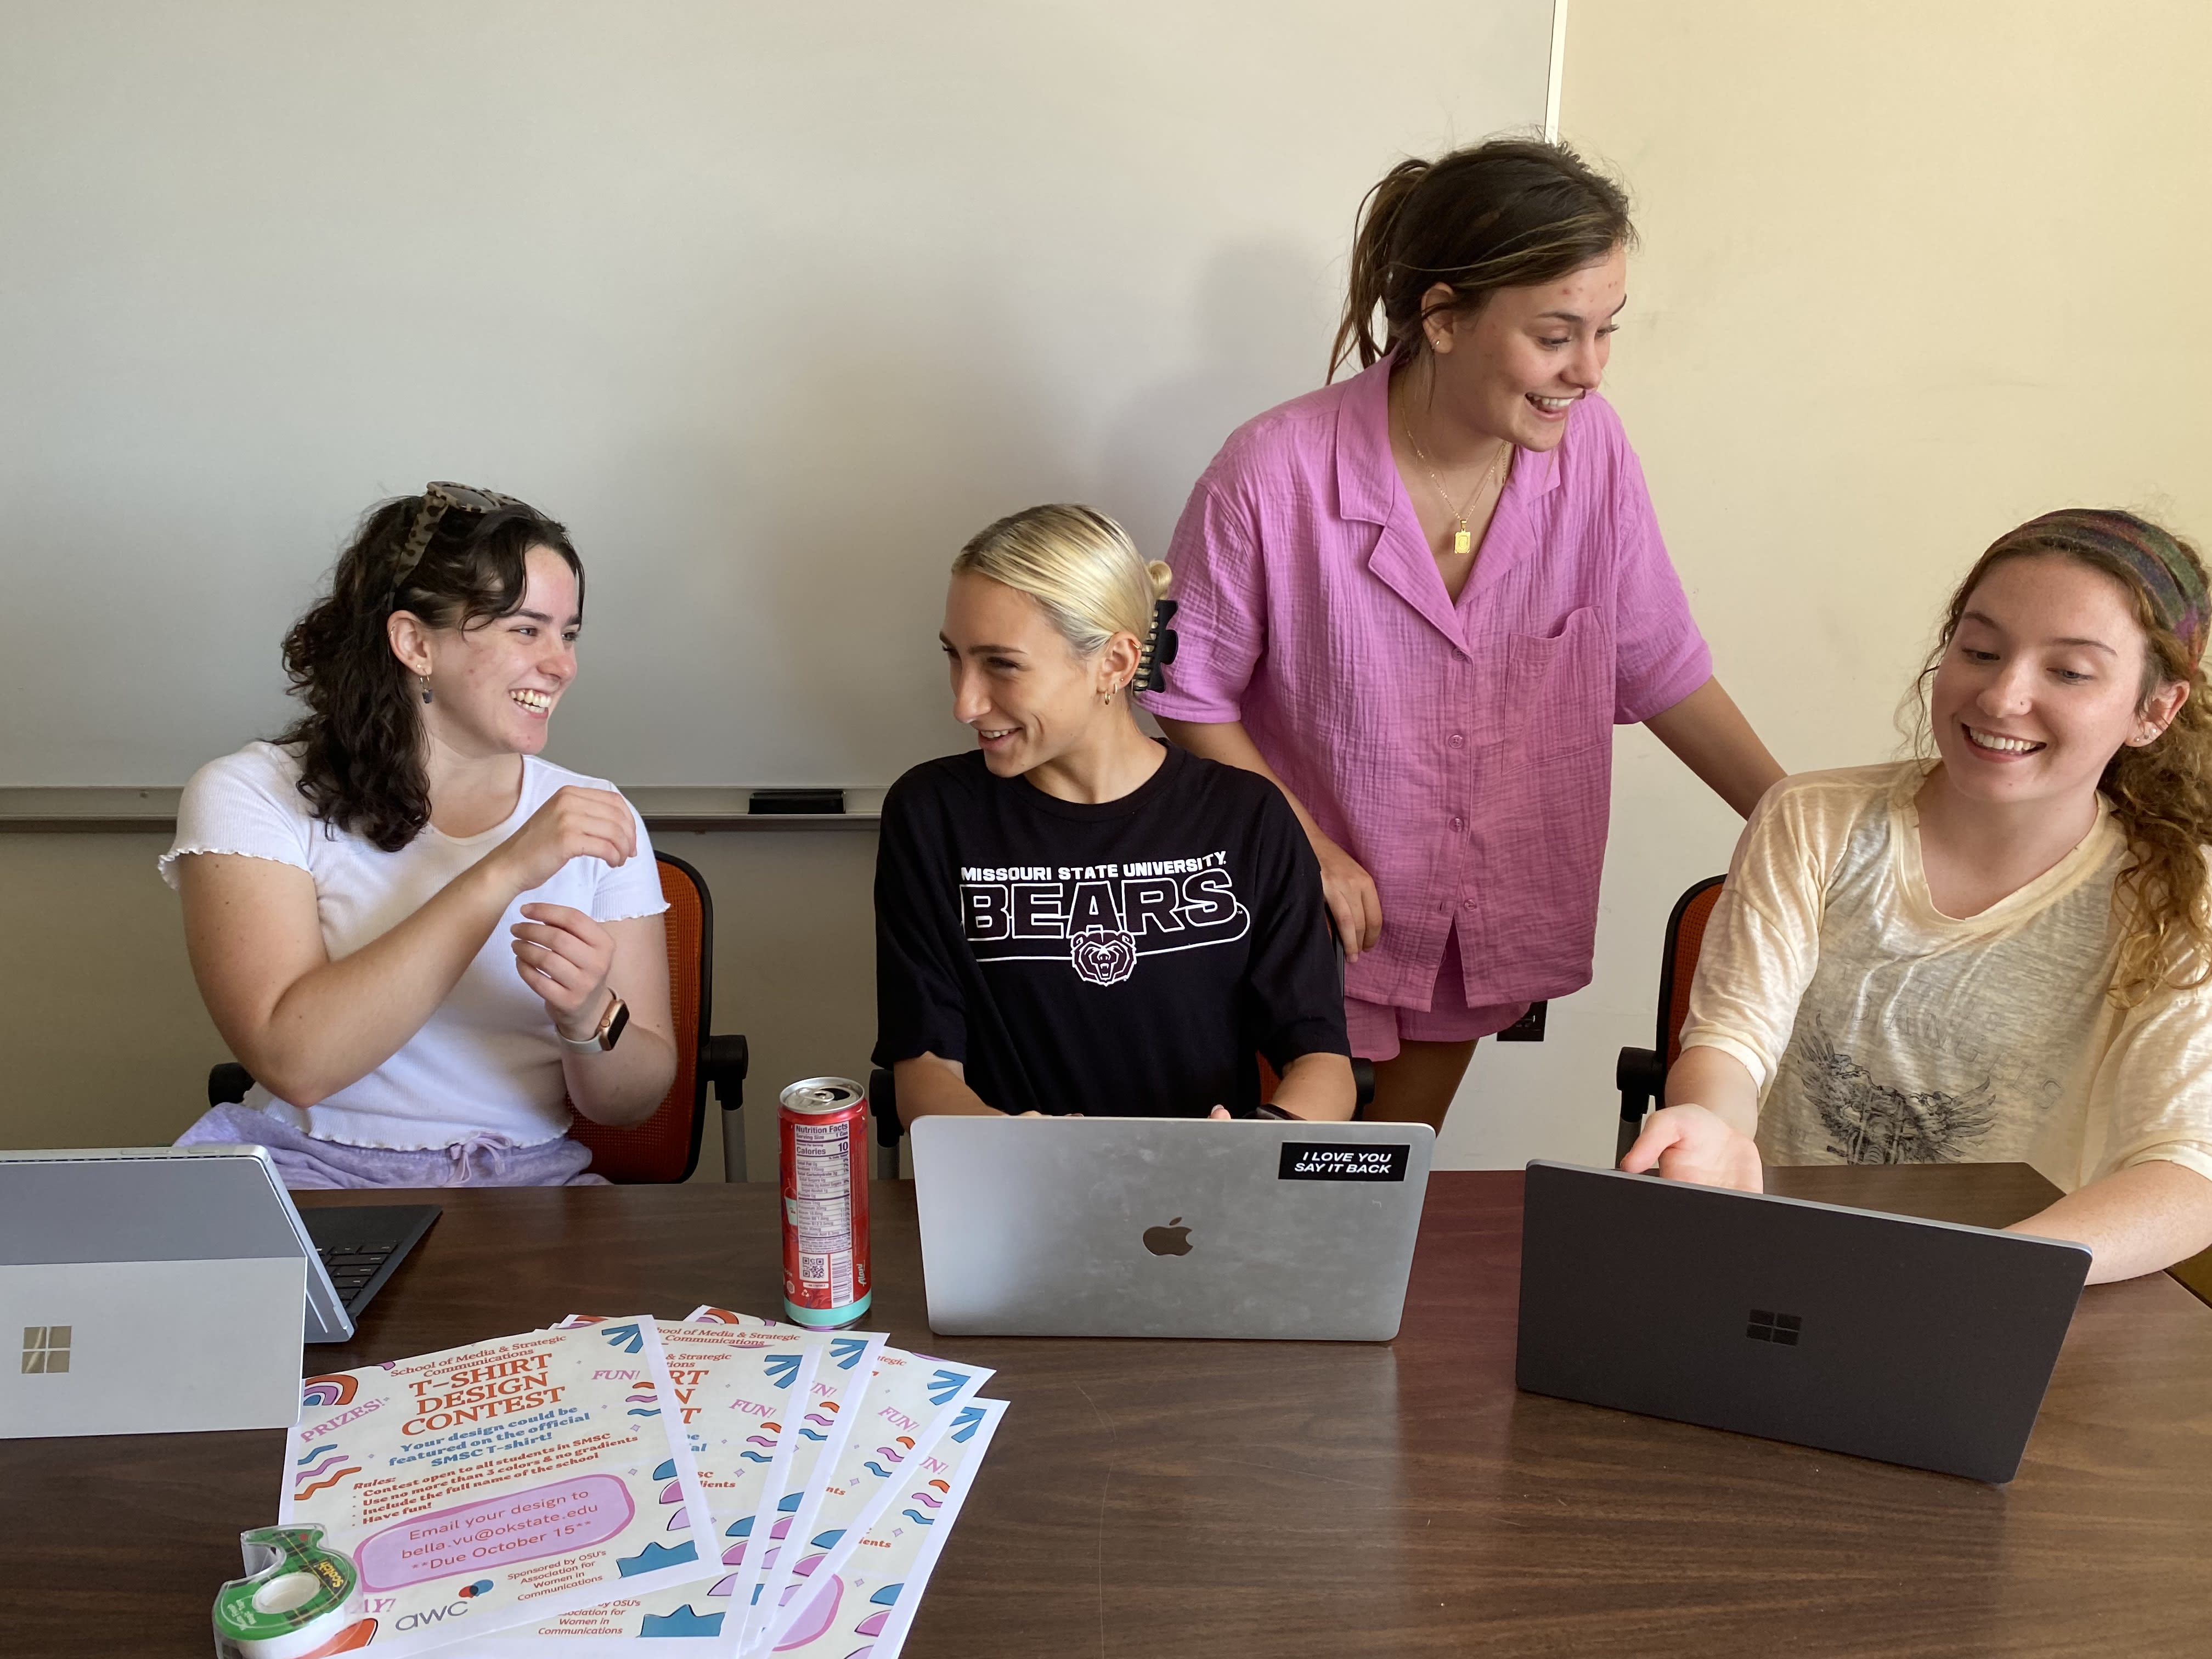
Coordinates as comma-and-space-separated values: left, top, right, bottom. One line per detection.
778, 1077, 872, 1328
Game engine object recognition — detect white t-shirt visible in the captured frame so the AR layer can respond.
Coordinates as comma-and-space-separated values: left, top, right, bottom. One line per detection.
1680, 762, 2212, 1192
161, 742, 668, 1150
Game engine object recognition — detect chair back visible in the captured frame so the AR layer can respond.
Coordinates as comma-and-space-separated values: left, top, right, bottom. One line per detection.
565, 852, 712, 1183
1657, 876, 1728, 1066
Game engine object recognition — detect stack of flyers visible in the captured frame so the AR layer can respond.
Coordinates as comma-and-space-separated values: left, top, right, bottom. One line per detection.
447, 1308, 1005, 1657
465, 1317, 838, 1648
740, 1341, 994, 1654
272, 1318, 712, 1656
755, 1396, 1006, 1658
268, 1309, 1007, 1657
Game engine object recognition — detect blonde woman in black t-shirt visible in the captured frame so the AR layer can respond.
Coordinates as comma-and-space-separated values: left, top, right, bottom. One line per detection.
874, 504, 1356, 1123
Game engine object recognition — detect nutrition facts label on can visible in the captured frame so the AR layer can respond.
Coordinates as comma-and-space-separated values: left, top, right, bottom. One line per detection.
792, 1122, 856, 1302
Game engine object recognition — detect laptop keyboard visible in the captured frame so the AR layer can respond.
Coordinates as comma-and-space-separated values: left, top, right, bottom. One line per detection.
317, 1241, 396, 1307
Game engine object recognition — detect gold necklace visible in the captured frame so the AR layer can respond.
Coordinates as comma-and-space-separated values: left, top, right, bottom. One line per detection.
1406, 425, 1511, 557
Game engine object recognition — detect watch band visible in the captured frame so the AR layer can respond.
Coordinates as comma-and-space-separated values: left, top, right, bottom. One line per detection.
558, 991, 627, 1052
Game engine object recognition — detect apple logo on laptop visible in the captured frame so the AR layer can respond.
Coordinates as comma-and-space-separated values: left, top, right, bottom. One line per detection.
1142, 1217, 1193, 1257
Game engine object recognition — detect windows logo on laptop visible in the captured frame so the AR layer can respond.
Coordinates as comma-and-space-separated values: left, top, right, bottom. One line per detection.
21, 1325, 71, 1374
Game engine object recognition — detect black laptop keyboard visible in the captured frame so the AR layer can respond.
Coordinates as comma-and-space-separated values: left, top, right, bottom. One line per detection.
317, 1240, 397, 1307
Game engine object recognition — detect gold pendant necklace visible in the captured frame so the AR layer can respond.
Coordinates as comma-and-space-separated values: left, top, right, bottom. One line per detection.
1407, 425, 1510, 557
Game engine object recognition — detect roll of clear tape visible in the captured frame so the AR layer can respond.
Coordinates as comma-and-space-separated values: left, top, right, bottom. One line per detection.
211, 1525, 359, 1659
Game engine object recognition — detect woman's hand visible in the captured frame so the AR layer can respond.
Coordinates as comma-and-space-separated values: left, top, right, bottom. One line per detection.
1153, 716, 1384, 960
1311, 831, 1384, 961
511, 904, 617, 1039
1620, 1102, 1764, 1192
484, 786, 637, 898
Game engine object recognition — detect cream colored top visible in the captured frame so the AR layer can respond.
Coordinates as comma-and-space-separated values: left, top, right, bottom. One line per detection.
1680, 762, 2212, 1191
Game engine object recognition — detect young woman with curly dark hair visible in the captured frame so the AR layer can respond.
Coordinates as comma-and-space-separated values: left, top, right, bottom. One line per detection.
167, 485, 676, 1187
1626, 509, 2212, 1283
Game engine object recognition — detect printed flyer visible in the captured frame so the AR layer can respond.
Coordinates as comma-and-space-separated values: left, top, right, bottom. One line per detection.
469, 1317, 833, 1651
748, 1346, 995, 1654
724, 1330, 888, 1647
275, 1318, 712, 1656
765, 1397, 1007, 1659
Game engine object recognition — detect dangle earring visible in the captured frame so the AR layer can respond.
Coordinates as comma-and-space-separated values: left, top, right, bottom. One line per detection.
420, 676, 435, 706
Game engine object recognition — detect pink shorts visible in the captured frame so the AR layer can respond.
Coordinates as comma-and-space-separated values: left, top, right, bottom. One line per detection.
1343, 930, 1530, 1063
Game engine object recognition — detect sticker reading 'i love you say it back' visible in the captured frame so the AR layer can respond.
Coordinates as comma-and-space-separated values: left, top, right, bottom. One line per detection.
1276, 1142, 1411, 1182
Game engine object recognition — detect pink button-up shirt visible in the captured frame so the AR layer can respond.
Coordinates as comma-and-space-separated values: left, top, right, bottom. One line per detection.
1140, 357, 1711, 1009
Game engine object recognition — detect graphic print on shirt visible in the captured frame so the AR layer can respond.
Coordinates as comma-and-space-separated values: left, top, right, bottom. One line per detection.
1801, 1039, 2002, 1164
959, 851, 1248, 986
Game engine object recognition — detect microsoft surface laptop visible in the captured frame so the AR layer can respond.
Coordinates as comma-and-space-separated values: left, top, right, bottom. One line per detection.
1, 1146, 435, 1439
1515, 1160, 2092, 1483
911, 1116, 1435, 1340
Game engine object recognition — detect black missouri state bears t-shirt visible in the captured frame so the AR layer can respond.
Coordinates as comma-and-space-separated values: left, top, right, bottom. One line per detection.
872, 744, 1348, 1118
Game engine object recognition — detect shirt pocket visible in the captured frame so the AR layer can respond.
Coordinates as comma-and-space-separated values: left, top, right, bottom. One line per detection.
1493, 606, 1611, 753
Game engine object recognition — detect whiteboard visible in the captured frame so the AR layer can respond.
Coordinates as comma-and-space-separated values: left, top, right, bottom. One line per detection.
0, 1, 1558, 788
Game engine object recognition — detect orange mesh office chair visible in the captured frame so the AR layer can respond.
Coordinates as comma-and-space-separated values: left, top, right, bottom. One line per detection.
208, 851, 748, 1184
566, 852, 749, 1183
1613, 875, 1725, 1163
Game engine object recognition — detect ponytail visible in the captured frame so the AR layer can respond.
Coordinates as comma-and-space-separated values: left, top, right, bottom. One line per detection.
1329, 136, 1635, 382
1331, 158, 1435, 379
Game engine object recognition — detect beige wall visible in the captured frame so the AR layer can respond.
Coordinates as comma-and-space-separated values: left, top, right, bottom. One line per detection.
0, 830, 879, 1183
1443, 0, 2212, 1167
7, 3, 2209, 1174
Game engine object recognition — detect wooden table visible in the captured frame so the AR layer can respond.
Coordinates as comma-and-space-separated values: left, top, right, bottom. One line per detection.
7, 1166, 2210, 1656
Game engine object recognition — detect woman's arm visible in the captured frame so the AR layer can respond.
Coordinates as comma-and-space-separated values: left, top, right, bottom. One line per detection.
1620, 782, 1834, 1189
1643, 678, 1786, 819
1269, 1052, 1357, 1121
179, 785, 640, 1107
893, 1053, 1006, 1123
1155, 715, 1383, 960
1620, 1047, 1764, 1189
182, 853, 514, 1107
2011, 1159, 2212, 1284
521, 911, 679, 1127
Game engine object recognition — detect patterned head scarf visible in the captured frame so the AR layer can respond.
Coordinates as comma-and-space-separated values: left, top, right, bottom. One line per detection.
2002, 509, 2210, 664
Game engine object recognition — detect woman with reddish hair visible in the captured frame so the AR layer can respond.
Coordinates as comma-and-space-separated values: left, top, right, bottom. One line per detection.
1629, 510, 2212, 1282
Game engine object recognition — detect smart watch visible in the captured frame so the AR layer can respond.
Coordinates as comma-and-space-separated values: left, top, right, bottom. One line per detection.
559, 991, 629, 1053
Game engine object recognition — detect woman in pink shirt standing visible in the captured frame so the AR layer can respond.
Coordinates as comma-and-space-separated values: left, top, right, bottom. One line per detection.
1144, 138, 1785, 1131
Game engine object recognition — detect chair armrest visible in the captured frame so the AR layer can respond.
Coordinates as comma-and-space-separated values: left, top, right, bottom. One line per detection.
870, 1066, 902, 1181
703, 1034, 749, 1183
208, 1062, 253, 1108
1615, 1045, 1664, 1164
702, 1034, 749, 1101
1616, 1046, 1663, 1116
1351, 1058, 1375, 1114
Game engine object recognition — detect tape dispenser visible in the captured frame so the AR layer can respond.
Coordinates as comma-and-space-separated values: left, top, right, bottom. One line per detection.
212, 1524, 369, 1658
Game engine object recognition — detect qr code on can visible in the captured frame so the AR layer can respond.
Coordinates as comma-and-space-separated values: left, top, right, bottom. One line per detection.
800, 1252, 828, 1284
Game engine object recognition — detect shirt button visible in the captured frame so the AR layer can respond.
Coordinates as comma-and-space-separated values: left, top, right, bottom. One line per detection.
1463, 898, 1477, 910
1450, 816, 1464, 832
1448, 732, 1466, 748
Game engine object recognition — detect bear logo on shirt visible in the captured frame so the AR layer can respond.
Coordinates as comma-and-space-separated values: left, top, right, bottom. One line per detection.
1069, 927, 1138, 986
960, 852, 1249, 984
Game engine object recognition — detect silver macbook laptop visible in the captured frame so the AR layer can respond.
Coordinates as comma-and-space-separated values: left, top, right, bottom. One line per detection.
1515, 1161, 2093, 1483
2, 1145, 347, 1438
911, 1116, 1435, 1340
